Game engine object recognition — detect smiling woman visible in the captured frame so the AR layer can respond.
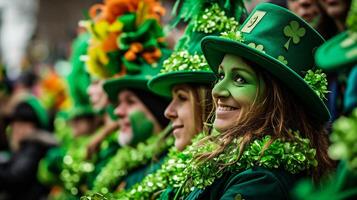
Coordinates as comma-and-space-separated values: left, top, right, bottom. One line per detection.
168, 3, 336, 199
164, 84, 212, 151
213, 55, 264, 132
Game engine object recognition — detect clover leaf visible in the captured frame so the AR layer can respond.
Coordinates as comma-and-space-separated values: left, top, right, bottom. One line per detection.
277, 55, 288, 65
248, 43, 266, 53
283, 21, 306, 50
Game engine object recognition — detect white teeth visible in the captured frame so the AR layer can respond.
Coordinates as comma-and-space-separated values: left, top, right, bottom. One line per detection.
218, 106, 237, 111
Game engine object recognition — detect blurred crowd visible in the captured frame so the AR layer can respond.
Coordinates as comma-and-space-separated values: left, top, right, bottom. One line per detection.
0, 0, 355, 200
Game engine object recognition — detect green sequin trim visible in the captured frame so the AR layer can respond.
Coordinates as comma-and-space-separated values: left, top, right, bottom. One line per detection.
193, 3, 239, 34
303, 69, 329, 100
161, 51, 210, 74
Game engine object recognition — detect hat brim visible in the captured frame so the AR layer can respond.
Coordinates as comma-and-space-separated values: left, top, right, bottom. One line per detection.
201, 36, 330, 122
315, 31, 357, 71
67, 106, 95, 120
103, 76, 149, 103
148, 71, 216, 97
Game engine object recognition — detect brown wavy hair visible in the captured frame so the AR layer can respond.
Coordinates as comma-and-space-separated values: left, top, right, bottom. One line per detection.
186, 84, 213, 134
197, 66, 334, 182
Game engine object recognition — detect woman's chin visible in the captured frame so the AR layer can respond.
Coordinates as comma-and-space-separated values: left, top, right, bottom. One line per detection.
175, 140, 188, 152
213, 119, 233, 133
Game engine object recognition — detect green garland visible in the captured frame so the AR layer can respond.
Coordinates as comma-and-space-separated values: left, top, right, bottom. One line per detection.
95, 130, 317, 200
89, 130, 174, 195
60, 135, 95, 196
329, 108, 357, 169
161, 51, 210, 74
193, 3, 239, 34
220, 31, 244, 42
303, 69, 329, 100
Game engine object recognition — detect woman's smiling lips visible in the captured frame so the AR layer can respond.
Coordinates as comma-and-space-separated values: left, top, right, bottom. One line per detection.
216, 103, 239, 118
172, 124, 184, 136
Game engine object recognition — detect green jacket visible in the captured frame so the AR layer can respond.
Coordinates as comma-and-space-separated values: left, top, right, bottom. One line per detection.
162, 167, 301, 200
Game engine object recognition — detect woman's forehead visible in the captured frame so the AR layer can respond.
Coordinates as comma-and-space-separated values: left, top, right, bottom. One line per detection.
220, 54, 256, 75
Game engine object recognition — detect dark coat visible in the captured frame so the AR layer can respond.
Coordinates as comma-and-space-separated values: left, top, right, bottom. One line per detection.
160, 167, 303, 200
0, 131, 57, 200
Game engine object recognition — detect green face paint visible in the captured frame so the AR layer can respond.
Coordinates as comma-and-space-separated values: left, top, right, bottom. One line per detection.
212, 54, 265, 132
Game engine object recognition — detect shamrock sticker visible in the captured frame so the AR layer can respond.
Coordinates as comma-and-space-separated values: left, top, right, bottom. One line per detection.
248, 43, 265, 53
283, 21, 306, 50
277, 55, 288, 65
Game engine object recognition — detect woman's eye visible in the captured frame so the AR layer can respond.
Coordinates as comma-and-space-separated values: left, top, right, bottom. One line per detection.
127, 98, 136, 105
177, 94, 188, 101
218, 73, 224, 80
234, 75, 246, 84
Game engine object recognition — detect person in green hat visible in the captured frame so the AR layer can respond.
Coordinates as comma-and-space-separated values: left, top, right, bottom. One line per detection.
315, 0, 357, 115
66, 32, 99, 137
80, 0, 174, 196
103, 1, 244, 199
1, 95, 57, 200
126, 3, 335, 199
293, 1, 357, 199
147, 0, 245, 151
316, 0, 353, 121
37, 32, 104, 199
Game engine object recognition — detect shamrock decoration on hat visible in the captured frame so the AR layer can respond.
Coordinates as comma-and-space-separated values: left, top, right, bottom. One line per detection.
201, 3, 331, 122
81, 0, 169, 102
148, 0, 247, 97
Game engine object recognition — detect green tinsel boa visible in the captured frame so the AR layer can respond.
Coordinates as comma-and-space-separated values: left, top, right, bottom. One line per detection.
83, 130, 317, 200
88, 127, 174, 195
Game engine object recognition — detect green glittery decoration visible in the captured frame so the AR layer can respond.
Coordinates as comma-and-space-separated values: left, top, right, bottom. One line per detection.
89, 131, 174, 195
329, 108, 357, 170
160, 51, 210, 74
108, 130, 317, 199
220, 31, 244, 42
303, 69, 329, 100
59, 135, 95, 196
193, 3, 239, 34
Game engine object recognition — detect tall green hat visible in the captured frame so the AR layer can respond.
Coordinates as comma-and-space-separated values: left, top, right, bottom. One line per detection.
315, 0, 357, 71
148, 0, 246, 98
201, 3, 330, 122
67, 33, 95, 119
82, 0, 170, 102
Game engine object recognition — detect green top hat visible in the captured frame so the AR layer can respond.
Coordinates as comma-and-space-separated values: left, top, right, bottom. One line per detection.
201, 3, 330, 122
82, 0, 170, 102
315, 0, 357, 71
148, 1, 246, 98
67, 33, 95, 119
103, 51, 169, 102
